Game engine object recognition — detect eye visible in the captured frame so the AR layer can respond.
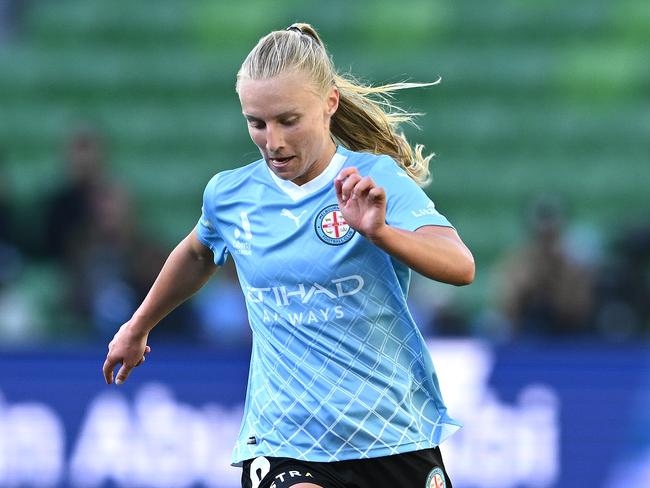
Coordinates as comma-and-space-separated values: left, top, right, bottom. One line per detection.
248, 120, 265, 130
281, 117, 299, 126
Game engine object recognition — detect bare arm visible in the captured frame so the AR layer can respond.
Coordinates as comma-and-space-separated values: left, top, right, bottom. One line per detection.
335, 167, 475, 285
129, 229, 218, 331
369, 225, 474, 285
102, 229, 219, 384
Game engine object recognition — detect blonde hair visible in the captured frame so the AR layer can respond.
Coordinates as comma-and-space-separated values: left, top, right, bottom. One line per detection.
236, 23, 439, 187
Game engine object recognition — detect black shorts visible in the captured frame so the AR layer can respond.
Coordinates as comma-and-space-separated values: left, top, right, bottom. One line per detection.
241, 447, 452, 488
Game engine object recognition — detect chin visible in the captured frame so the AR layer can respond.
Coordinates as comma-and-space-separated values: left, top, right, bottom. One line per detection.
269, 165, 296, 181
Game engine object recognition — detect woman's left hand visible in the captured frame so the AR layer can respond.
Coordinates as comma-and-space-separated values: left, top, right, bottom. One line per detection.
334, 167, 387, 241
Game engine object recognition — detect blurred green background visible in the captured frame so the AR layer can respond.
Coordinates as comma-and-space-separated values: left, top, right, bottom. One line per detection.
0, 0, 648, 342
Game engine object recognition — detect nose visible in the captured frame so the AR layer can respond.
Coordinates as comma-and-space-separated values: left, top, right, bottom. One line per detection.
265, 124, 285, 154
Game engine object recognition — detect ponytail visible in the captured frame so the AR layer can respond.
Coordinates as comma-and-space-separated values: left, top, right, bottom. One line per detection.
331, 76, 439, 187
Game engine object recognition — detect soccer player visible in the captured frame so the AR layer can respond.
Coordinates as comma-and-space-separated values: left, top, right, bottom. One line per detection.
103, 23, 474, 488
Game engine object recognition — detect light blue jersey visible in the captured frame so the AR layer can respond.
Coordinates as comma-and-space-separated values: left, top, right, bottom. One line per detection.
196, 145, 461, 466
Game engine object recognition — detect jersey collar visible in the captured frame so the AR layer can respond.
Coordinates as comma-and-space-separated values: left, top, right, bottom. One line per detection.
266, 148, 347, 201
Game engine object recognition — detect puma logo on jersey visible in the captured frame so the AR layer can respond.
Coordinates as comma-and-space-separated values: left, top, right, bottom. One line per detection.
280, 209, 307, 227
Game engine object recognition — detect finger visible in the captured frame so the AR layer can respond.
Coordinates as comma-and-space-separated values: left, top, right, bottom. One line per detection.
102, 357, 116, 384
132, 346, 151, 368
335, 166, 359, 181
115, 363, 134, 385
334, 167, 360, 203
340, 173, 362, 202
368, 186, 386, 204
334, 176, 343, 200
351, 176, 376, 200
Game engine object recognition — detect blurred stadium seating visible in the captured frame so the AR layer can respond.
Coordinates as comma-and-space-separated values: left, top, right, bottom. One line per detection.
1, 0, 648, 321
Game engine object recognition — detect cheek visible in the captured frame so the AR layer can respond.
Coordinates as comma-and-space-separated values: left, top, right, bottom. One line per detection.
311, 112, 329, 137
249, 129, 266, 148
297, 118, 322, 144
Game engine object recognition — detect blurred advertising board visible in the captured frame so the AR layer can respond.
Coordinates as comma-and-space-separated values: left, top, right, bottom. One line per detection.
0, 340, 648, 487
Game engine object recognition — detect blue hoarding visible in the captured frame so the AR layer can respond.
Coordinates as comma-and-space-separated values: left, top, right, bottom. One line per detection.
0, 340, 648, 487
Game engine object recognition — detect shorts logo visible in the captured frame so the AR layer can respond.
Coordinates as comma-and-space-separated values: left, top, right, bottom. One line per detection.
314, 204, 355, 245
426, 467, 446, 488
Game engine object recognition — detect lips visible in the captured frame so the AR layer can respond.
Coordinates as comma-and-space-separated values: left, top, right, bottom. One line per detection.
269, 156, 295, 167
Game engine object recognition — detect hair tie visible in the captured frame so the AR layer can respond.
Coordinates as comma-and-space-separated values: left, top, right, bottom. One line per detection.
286, 26, 303, 34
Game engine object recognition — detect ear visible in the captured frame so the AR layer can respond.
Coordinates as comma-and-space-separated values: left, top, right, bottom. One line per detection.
325, 85, 339, 117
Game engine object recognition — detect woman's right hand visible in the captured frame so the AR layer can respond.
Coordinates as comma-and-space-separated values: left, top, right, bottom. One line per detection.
102, 321, 151, 385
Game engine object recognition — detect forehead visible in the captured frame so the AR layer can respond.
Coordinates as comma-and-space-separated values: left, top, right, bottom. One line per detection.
238, 70, 322, 117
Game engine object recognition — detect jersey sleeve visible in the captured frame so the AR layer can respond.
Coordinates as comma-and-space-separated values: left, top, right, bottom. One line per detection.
369, 156, 453, 232
195, 173, 229, 266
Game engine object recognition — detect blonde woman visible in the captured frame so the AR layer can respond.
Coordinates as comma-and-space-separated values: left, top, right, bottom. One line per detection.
103, 23, 474, 488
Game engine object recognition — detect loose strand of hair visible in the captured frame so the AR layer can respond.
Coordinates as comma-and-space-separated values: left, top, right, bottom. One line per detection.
331, 74, 437, 186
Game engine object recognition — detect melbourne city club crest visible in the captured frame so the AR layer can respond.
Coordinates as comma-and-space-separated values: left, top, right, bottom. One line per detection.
425, 467, 446, 488
314, 204, 355, 245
